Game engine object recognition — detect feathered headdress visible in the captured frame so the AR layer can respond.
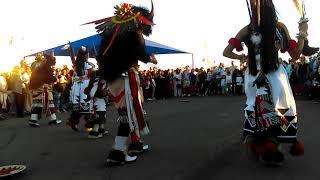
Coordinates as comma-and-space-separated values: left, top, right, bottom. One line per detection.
292, 0, 303, 17
35, 52, 44, 61
246, 0, 274, 32
82, 1, 155, 55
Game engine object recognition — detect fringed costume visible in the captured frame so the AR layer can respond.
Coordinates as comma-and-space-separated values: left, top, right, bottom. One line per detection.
29, 54, 61, 127
83, 1, 156, 164
67, 47, 96, 131
223, 0, 318, 166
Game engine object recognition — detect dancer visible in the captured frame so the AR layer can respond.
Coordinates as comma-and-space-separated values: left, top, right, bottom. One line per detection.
85, 71, 109, 139
223, 0, 315, 165
67, 47, 95, 131
29, 53, 61, 127
83, 1, 157, 164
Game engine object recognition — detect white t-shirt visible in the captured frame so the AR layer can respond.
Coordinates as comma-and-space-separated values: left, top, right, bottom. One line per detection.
173, 73, 182, 84
236, 76, 243, 85
226, 75, 232, 84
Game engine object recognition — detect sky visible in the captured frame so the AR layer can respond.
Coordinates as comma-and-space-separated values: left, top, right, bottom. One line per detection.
0, 0, 319, 72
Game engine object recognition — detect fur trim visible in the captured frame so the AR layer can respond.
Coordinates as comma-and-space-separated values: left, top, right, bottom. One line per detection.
260, 140, 279, 162
31, 114, 38, 121
250, 33, 262, 45
255, 54, 261, 61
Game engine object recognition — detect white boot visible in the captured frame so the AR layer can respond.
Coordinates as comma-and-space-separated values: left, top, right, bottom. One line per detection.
88, 124, 102, 139
48, 114, 62, 125
29, 114, 40, 127
106, 136, 137, 165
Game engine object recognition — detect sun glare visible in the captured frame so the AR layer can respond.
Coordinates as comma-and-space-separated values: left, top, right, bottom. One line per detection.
0, 47, 22, 73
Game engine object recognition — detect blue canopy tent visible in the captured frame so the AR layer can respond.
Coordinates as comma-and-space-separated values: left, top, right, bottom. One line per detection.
28, 34, 188, 58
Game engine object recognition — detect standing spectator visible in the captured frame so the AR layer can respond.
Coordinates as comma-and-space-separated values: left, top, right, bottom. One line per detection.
203, 68, 212, 96
220, 75, 227, 95
173, 69, 182, 97
215, 63, 225, 95
59, 68, 69, 112
189, 69, 197, 95
197, 68, 207, 96
296, 56, 310, 95
143, 75, 152, 100
53, 69, 62, 113
20, 60, 32, 114
226, 71, 232, 95
235, 71, 243, 95
231, 68, 238, 95
164, 70, 173, 98
150, 75, 156, 100
182, 67, 191, 96
229, 61, 237, 75
11, 66, 25, 117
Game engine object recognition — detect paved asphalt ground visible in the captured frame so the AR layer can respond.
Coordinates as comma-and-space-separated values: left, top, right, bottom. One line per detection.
0, 96, 319, 180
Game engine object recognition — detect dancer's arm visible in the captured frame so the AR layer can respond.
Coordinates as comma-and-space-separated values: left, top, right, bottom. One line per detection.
223, 26, 248, 63
277, 21, 308, 60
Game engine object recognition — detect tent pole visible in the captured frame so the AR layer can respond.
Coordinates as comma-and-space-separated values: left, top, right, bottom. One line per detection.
191, 53, 194, 69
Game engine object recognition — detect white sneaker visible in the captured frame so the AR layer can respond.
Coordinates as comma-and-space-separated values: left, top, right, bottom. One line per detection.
55, 120, 62, 124
48, 120, 62, 125
29, 120, 40, 127
143, 144, 149, 151
125, 154, 137, 162
88, 131, 103, 139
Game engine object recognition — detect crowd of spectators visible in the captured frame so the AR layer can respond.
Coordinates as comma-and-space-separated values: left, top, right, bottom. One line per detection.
0, 54, 319, 120
139, 61, 246, 100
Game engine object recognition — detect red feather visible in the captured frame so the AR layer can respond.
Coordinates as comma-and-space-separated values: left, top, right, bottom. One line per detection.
137, 15, 155, 26
102, 25, 121, 56
81, 17, 112, 26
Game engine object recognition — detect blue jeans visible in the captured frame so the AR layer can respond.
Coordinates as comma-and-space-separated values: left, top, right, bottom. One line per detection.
53, 91, 61, 111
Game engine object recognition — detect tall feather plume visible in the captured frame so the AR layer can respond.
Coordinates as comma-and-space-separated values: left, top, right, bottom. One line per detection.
257, 0, 261, 26
292, 0, 303, 16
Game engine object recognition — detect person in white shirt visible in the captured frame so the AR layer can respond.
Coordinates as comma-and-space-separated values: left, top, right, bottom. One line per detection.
226, 71, 232, 95
220, 75, 227, 95
173, 69, 182, 97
